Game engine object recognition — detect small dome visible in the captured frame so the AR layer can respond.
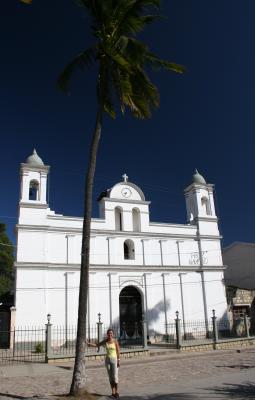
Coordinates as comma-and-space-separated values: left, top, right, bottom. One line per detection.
192, 169, 206, 185
26, 149, 44, 166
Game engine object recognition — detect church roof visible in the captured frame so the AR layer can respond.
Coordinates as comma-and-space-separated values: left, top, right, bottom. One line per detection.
97, 174, 145, 202
192, 169, 206, 185
26, 149, 44, 166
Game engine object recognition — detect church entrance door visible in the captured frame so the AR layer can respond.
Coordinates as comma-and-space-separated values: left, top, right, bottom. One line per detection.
119, 285, 142, 338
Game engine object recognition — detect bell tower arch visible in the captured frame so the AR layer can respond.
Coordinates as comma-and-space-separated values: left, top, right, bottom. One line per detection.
20, 149, 50, 205
184, 169, 216, 222
184, 169, 219, 236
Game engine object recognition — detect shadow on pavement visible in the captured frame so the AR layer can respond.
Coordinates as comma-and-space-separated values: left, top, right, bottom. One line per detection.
206, 381, 255, 398
119, 395, 199, 399
0, 394, 28, 399
216, 364, 255, 370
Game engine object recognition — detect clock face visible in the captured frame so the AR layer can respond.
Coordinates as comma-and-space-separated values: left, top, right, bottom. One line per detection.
121, 187, 132, 198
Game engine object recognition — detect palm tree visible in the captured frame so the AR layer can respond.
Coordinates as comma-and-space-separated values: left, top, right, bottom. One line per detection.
20, 0, 184, 396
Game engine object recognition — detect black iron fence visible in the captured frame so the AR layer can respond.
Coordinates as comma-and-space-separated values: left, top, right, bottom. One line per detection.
0, 314, 147, 364
0, 326, 46, 364
153, 310, 255, 348
1, 310, 254, 363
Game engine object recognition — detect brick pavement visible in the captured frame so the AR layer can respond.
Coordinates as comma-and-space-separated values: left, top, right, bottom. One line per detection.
0, 347, 255, 399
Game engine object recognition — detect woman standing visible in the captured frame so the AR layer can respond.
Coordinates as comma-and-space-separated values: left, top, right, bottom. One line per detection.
87, 329, 120, 398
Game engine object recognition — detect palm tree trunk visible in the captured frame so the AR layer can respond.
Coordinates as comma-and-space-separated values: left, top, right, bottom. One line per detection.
70, 105, 102, 396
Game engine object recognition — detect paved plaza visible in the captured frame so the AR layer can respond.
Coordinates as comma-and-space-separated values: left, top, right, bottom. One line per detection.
0, 347, 255, 399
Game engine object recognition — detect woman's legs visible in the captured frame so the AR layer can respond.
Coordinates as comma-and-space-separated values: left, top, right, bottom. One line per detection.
114, 383, 119, 398
105, 358, 119, 396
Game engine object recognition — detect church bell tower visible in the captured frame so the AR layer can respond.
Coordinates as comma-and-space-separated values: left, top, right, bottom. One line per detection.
184, 169, 219, 236
20, 149, 49, 205
19, 149, 50, 224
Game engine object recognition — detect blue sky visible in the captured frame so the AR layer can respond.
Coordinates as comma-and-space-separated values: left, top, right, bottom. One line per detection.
1, 0, 254, 247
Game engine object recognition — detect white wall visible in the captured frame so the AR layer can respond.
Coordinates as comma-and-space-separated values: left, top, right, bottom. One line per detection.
15, 175, 228, 331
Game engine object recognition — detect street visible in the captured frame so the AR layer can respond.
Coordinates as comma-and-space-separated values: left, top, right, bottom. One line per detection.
0, 348, 255, 399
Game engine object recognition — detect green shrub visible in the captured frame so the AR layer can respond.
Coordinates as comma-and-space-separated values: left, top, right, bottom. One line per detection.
35, 342, 44, 353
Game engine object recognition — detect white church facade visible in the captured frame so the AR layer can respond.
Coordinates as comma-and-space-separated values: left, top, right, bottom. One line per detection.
14, 150, 227, 337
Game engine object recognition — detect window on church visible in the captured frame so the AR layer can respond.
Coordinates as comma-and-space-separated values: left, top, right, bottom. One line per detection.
29, 180, 39, 201
132, 208, 141, 232
115, 207, 123, 230
201, 196, 211, 215
124, 239, 135, 260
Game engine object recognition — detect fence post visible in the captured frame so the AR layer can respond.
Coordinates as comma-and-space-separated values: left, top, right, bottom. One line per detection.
45, 313, 52, 363
142, 315, 148, 349
212, 309, 218, 349
9, 306, 16, 350
97, 313, 103, 343
175, 311, 181, 349
244, 314, 250, 338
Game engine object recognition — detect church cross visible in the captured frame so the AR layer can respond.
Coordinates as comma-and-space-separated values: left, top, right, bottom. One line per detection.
122, 173, 128, 182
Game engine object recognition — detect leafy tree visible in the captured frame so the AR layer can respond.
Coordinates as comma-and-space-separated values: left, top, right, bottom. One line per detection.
0, 224, 14, 301
20, 0, 184, 395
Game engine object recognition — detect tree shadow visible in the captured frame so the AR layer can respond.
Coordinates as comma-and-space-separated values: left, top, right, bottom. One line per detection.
205, 381, 255, 398
216, 364, 255, 370
147, 300, 170, 325
0, 394, 31, 399
111, 299, 170, 332
115, 394, 201, 400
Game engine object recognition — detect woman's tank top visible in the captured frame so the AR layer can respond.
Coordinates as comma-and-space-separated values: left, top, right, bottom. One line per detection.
105, 341, 117, 359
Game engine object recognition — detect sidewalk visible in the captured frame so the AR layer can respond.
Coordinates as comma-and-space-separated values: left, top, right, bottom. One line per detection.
0, 346, 255, 399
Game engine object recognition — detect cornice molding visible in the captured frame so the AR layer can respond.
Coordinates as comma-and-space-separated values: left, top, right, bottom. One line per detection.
104, 208, 149, 215
149, 222, 195, 229
20, 163, 50, 173
195, 216, 218, 223
19, 202, 48, 209
100, 198, 151, 205
14, 261, 226, 273
184, 183, 214, 193
15, 223, 222, 240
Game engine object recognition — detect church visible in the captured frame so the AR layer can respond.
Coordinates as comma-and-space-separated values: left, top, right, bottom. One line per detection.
14, 149, 227, 338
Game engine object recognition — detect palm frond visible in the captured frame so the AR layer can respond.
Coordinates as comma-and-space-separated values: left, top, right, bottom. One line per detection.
59, 0, 185, 117
76, 0, 114, 34
125, 0, 160, 13
124, 37, 149, 66
57, 47, 96, 92
112, 68, 133, 114
109, 53, 130, 69
98, 57, 117, 118
108, 0, 161, 38
112, 62, 159, 119
146, 52, 186, 73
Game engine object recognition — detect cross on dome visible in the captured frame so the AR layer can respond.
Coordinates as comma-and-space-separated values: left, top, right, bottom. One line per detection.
122, 173, 128, 182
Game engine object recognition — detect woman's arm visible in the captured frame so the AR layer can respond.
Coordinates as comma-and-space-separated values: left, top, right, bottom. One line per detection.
86, 339, 106, 348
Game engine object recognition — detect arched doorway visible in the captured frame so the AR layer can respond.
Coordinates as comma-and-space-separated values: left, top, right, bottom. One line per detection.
119, 286, 142, 338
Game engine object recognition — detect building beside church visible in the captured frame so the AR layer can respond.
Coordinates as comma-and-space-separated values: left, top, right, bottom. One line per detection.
223, 242, 255, 319
14, 150, 227, 338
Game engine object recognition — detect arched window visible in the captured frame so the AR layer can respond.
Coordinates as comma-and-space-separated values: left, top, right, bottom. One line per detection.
115, 207, 123, 231
124, 239, 135, 260
29, 180, 39, 201
201, 196, 211, 215
132, 208, 141, 232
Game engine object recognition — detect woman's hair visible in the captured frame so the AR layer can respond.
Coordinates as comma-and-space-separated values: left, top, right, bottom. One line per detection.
107, 328, 114, 335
